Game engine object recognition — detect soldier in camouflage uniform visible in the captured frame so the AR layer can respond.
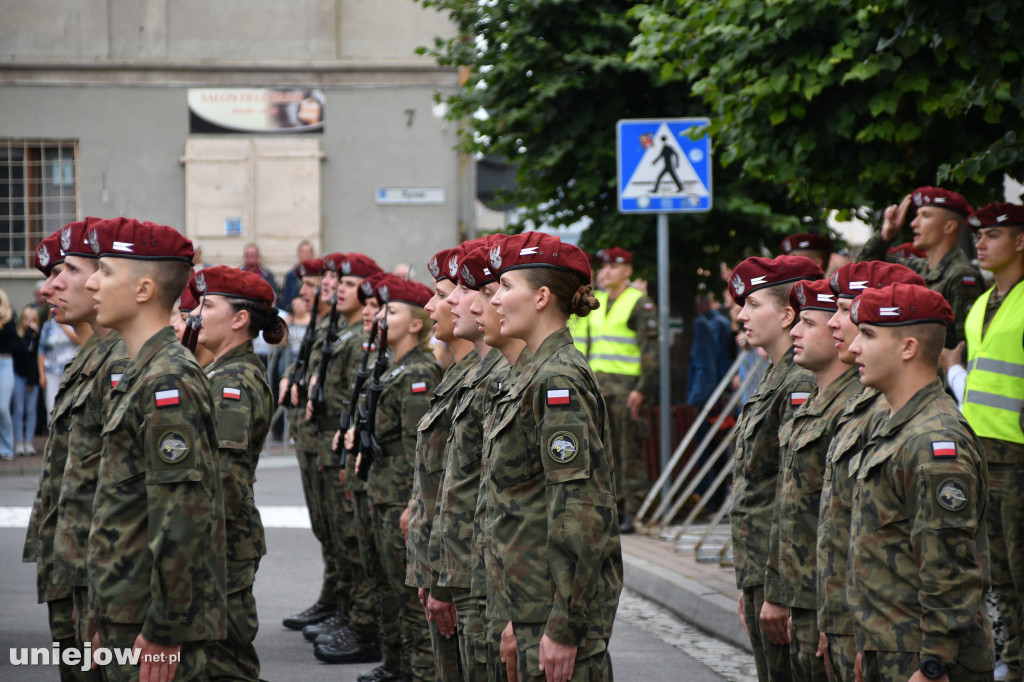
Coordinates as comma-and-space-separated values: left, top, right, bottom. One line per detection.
21, 229, 98, 682
573, 247, 658, 531
766, 279, 861, 682
484, 232, 622, 682
847, 283, 994, 682
279, 257, 341, 631
726, 254, 823, 682
407, 244, 481, 680
858, 186, 984, 349
83, 217, 226, 681
348, 275, 441, 682
192, 266, 279, 681
817, 261, 926, 682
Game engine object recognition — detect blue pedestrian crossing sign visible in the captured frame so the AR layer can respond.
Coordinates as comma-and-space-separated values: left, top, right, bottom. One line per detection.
617, 118, 712, 214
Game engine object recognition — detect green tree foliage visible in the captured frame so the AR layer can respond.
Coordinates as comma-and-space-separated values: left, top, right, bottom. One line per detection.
631, 0, 1024, 209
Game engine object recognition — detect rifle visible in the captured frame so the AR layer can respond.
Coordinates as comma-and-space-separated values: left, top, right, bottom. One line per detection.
285, 282, 322, 406
181, 276, 207, 355
309, 288, 341, 431
337, 316, 379, 466
356, 305, 390, 481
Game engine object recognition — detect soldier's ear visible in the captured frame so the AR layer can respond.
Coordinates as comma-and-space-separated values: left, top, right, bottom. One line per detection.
135, 275, 156, 304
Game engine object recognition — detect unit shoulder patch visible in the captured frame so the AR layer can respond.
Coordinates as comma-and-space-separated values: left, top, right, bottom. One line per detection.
936, 478, 968, 512
547, 431, 579, 464
158, 430, 192, 464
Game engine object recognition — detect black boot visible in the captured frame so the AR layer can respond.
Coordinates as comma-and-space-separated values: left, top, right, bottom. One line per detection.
282, 600, 336, 630
313, 632, 382, 664
356, 665, 403, 682
302, 610, 348, 642
618, 513, 636, 535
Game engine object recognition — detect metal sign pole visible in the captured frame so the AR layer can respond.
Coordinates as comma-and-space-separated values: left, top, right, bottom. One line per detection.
657, 211, 671, 495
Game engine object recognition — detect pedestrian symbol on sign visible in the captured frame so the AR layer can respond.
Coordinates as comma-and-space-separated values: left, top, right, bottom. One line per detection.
617, 118, 711, 214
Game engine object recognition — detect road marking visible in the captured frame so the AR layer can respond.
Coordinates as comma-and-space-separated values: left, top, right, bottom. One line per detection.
0, 506, 311, 529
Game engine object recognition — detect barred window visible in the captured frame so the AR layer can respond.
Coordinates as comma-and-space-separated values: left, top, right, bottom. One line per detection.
0, 140, 79, 271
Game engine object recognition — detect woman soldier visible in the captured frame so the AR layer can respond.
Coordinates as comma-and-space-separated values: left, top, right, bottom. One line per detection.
191, 265, 282, 681
484, 232, 622, 682
346, 274, 442, 682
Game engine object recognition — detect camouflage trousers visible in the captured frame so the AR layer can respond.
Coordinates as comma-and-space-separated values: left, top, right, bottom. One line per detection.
789, 608, 826, 682
824, 633, 856, 682
48, 597, 100, 681
203, 586, 260, 682
322, 464, 377, 631
351, 491, 381, 640
511, 622, 612, 682
371, 502, 435, 681
484, 612, 507, 682
453, 588, 488, 682
986, 457, 1024, 682
296, 441, 339, 607
742, 585, 793, 682
428, 602, 462, 682
597, 373, 649, 517
859, 650, 992, 682
95, 620, 205, 682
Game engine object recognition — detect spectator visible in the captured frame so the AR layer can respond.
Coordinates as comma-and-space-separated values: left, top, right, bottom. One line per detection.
12, 304, 41, 456
686, 288, 731, 407
38, 316, 80, 414
241, 242, 279, 304
0, 290, 18, 460
281, 240, 316, 312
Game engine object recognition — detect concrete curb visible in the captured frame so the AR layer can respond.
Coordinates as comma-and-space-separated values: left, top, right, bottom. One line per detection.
622, 550, 751, 653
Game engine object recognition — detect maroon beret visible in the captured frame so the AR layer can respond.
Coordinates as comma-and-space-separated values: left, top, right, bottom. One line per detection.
850, 283, 953, 327
912, 186, 972, 217
375, 274, 432, 308
88, 217, 193, 263
340, 252, 383, 279
967, 202, 1024, 231
488, 232, 592, 285
358, 272, 390, 305
598, 247, 633, 265
728, 255, 823, 304
61, 217, 103, 258
780, 233, 832, 256
34, 230, 67, 275
887, 242, 927, 260
193, 265, 274, 305
321, 252, 346, 273
177, 286, 199, 313
427, 248, 454, 282
458, 239, 507, 290
789, 279, 839, 313
828, 261, 926, 299
295, 258, 325, 278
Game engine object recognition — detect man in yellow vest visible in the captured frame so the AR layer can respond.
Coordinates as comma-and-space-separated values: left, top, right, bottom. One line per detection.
575, 247, 658, 533
957, 201, 1024, 682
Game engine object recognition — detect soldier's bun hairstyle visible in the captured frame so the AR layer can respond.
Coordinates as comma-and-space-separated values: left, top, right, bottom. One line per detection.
228, 298, 286, 344
523, 268, 601, 319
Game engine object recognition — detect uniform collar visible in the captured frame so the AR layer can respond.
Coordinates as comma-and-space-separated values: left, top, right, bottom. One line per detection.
875, 379, 946, 439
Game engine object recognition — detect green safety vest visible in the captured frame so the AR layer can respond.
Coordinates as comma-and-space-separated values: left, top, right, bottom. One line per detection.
963, 283, 1024, 444
582, 287, 644, 376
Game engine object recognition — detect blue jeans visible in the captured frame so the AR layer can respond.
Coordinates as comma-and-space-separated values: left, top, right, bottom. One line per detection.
13, 374, 38, 445
0, 357, 14, 456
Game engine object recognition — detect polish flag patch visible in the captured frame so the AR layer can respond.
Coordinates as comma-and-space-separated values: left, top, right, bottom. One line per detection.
223, 387, 241, 400
932, 441, 957, 458
790, 392, 810, 406
110, 373, 122, 388
411, 382, 428, 394
962, 276, 976, 286
155, 389, 180, 407
547, 389, 571, 406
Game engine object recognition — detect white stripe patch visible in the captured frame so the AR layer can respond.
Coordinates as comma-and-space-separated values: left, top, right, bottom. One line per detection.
112, 241, 134, 252
750, 276, 767, 285
879, 307, 901, 316
520, 246, 539, 256
849, 281, 868, 290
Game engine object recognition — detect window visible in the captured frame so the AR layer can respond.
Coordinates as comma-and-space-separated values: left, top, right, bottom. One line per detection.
0, 140, 79, 271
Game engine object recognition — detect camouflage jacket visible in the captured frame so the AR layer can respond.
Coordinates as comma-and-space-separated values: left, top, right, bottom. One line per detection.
849, 380, 993, 669
344, 337, 390, 494
365, 346, 440, 508
315, 322, 363, 467
859, 235, 984, 347
406, 348, 480, 591
730, 346, 815, 590
88, 327, 226, 644
816, 387, 889, 635
431, 348, 506, 595
52, 332, 129, 587
22, 334, 96, 602
482, 328, 622, 646
206, 341, 271, 592
291, 313, 333, 454
765, 366, 861, 609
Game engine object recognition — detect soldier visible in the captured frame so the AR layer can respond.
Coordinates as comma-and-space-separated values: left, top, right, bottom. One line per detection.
408, 242, 485, 680
191, 266, 281, 681
766, 278, 861, 682
726, 254, 823, 682
83, 217, 226, 681
780, 232, 833, 272
22, 227, 96, 682
847, 283, 994, 682
46, 220, 129, 681
484, 231, 622, 682
346, 275, 441, 682
957, 203, 1024, 681
573, 247, 657, 532
817, 261, 926, 682
858, 186, 984, 348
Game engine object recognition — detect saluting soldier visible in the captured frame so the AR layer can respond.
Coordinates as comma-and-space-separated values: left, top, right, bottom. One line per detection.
817, 261, 926, 682
727, 254, 823, 682
84, 217, 226, 681
847, 283, 994, 682
191, 266, 281, 681
484, 232, 622, 682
